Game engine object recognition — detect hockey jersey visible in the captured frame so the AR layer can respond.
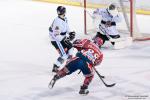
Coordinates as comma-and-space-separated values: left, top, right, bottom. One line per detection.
93, 8, 122, 35
49, 16, 70, 41
73, 39, 103, 66
93, 8, 121, 23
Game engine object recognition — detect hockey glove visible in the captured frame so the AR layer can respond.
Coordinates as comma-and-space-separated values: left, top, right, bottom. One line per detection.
63, 37, 73, 48
69, 31, 76, 41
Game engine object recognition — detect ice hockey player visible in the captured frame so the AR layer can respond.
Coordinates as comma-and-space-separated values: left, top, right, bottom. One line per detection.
48, 37, 103, 95
92, 3, 122, 46
49, 6, 76, 73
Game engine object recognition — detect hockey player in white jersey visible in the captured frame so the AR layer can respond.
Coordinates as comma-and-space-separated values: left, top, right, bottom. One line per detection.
49, 6, 76, 73
93, 3, 122, 46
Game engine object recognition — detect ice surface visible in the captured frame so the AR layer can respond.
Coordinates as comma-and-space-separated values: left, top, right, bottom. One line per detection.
0, 0, 150, 100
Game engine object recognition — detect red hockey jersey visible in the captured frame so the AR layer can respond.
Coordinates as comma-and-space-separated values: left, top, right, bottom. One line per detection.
73, 39, 103, 66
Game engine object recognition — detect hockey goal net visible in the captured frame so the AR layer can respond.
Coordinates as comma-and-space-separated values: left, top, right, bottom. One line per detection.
83, 0, 150, 41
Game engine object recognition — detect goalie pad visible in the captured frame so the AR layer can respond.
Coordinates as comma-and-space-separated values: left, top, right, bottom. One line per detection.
112, 37, 133, 49
97, 24, 132, 49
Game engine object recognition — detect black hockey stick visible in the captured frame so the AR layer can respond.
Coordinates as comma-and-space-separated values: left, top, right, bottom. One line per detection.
93, 67, 116, 87
99, 25, 114, 42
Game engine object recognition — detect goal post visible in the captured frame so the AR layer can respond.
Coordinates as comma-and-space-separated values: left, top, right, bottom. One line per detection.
83, 0, 150, 41
84, 0, 87, 34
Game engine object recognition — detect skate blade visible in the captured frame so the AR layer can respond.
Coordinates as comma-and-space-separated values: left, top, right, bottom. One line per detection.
80, 93, 89, 96
48, 80, 55, 89
79, 91, 89, 96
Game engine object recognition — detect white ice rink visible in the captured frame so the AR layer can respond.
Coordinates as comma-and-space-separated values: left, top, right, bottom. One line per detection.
0, 0, 150, 100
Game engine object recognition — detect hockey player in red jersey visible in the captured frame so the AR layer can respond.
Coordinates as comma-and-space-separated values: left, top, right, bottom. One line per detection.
48, 37, 103, 95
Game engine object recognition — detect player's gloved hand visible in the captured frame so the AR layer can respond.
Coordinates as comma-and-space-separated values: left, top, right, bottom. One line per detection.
93, 9, 101, 19
69, 31, 76, 41
79, 85, 89, 95
63, 37, 73, 48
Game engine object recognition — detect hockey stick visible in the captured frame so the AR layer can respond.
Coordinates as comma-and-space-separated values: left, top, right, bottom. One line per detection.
78, 70, 105, 78
93, 67, 116, 87
98, 25, 122, 49
99, 25, 129, 42
99, 25, 118, 42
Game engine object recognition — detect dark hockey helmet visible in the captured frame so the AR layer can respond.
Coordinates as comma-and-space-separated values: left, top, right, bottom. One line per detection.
109, 3, 116, 10
57, 6, 66, 15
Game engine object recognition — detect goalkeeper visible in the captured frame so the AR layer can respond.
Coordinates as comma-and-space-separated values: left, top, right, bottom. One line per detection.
92, 3, 122, 46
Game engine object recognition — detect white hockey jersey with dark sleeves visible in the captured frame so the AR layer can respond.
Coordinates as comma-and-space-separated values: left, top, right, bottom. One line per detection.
93, 8, 122, 35
49, 16, 70, 41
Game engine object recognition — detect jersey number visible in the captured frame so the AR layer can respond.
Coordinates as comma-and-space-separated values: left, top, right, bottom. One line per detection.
81, 49, 99, 63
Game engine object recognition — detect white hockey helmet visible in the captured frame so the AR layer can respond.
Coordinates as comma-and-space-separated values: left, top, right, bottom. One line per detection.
108, 3, 118, 16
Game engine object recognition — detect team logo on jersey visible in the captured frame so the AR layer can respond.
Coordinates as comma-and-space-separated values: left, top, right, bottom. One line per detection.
55, 26, 59, 30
